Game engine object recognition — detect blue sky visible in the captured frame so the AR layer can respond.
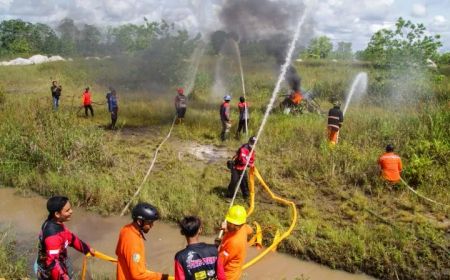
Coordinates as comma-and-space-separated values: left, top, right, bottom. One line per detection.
0, 0, 449, 52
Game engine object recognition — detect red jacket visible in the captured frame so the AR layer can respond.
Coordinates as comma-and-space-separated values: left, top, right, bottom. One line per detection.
83, 91, 92, 105
234, 144, 255, 171
37, 220, 91, 280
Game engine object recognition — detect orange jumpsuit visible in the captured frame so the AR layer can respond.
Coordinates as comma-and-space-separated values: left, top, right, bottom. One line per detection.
218, 224, 253, 280
116, 223, 164, 280
378, 152, 403, 183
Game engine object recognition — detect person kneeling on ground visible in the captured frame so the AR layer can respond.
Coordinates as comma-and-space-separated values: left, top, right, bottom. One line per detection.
116, 202, 171, 280
174, 216, 225, 280
36, 196, 95, 280
378, 144, 403, 184
218, 205, 253, 280
227, 136, 256, 199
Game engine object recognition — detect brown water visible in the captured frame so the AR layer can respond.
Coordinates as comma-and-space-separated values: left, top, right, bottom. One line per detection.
0, 188, 375, 279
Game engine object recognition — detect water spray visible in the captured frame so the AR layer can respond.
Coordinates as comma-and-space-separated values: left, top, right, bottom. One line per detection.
233, 40, 248, 136
342, 72, 368, 116
183, 43, 206, 96
219, 9, 308, 238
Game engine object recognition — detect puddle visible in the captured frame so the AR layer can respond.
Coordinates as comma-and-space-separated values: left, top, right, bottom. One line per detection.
0, 188, 375, 279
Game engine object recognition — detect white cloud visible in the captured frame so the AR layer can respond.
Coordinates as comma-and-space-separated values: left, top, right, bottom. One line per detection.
411, 3, 426, 18
433, 15, 447, 27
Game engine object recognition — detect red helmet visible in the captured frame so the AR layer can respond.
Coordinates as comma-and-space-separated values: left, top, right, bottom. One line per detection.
177, 88, 184, 94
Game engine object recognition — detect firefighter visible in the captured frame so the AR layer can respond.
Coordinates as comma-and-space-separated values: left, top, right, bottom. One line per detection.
218, 205, 253, 280
327, 101, 344, 145
235, 96, 249, 139
35, 196, 95, 280
116, 203, 171, 280
378, 144, 403, 184
227, 136, 256, 199
220, 95, 232, 141
51, 81, 62, 110
175, 88, 187, 124
82, 87, 94, 117
174, 216, 225, 280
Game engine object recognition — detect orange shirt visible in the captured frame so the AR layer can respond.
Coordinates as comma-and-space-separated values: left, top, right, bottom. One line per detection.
218, 224, 253, 280
378, 152, 403, 183
115, 223, 163, 280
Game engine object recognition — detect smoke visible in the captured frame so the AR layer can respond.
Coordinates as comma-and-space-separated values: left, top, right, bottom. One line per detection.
218, 0, 312, 92
219, 0, 304, 42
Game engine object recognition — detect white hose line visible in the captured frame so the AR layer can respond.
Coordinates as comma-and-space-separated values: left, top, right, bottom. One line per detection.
400, 178, 448, 208
120, 115, 177, 216
219, 11, 307, 237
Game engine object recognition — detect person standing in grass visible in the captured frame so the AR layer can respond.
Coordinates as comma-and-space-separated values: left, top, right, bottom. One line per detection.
218, 205, 252, 280
116, 202, 171, 280
327, 101, 344, 146
108, 89, 119, 129
51, 81, 62, 110
175, 88, 187, 124
227, 136, 256, 200
174, 216, 225, 280
35, 196, 95, 280
235, 96, 249, 139
220, 95, 232, 141
378, 144, 403, 184
82, 87, 94, 117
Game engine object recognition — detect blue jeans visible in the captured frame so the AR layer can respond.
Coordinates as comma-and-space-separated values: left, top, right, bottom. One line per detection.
53, 96, 59, 110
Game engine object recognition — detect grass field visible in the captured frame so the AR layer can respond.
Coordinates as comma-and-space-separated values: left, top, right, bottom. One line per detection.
0, 58, 449, 279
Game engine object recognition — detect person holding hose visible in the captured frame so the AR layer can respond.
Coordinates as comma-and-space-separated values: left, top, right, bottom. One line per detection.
236, 96, 249, 139
218, 205, 253, 280
227, 136, 256, 200
175, 88, 187, 124
220, 95, 232, 141
116, 202, 171, 280
174, 216, 225, 280
35, 196, 95, 280
108, 89, 119, 130
327, 101, 343, 145
378, 144, 403, 184
82, 87, 94, 117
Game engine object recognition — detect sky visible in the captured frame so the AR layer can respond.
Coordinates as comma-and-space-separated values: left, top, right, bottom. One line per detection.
0, 0, 449, 52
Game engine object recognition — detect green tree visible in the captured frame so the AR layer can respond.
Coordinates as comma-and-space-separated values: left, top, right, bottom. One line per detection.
0, 19, 33, 54
57, 18, 79, 55
438, 52, 450, 65
360, 17, 442, 66
78, 24, 101, 55
333, 41, 352, 60
306, 36, 333, 59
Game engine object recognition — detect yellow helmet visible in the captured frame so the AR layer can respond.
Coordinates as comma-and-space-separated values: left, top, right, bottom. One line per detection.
225, 205, 247, 225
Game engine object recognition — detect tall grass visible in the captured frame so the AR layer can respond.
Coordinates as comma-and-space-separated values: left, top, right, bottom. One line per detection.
0, 59, 448, 279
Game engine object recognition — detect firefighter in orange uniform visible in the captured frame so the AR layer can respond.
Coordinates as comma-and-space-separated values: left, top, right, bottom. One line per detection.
327, 101, 344, 145
116, 203, 171, 280
218, 205, 253, 280
378, 144, 403, 184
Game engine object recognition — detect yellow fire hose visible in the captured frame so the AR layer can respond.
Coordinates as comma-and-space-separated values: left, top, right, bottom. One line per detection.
81, 251, 174, 280
242, 166, 298, 270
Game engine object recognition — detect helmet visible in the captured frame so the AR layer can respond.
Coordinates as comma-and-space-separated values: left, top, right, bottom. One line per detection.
225, 205, 247, 225
224, 95, 231, 101
132, 202, 160, 222
239, 96, 245, 103
248, 136, 256, 146
333, 100, 341, 107
386, 144, 394, 152
177, 88, 184, 94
